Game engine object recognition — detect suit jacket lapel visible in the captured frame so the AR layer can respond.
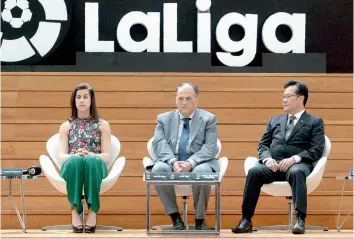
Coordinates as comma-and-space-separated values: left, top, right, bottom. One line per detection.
188, 109, 203, 149
170, 110, 179, 152
281, 114, 288, 141
286, 111, 310, 141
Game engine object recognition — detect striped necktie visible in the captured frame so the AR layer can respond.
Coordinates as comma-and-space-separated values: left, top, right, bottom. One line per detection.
285, 115, 296, 140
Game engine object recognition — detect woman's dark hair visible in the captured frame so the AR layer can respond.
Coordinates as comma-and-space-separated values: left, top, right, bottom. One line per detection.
68, 83, 100, 122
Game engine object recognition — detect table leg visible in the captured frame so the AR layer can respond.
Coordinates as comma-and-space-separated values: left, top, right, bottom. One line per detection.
336, 180, 346, 232
146, 182, 151, 234
336, 180, 354, 232
20, 177, 27, 232
216, 182, 221, 234
8, 178, 27, 232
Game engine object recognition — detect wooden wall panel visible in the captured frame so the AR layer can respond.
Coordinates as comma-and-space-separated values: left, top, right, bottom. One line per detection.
1, 177, 353, 195
2, 142, 353, 160
1, 73, 352, 92
1, 123, 352, 142
1, 195, 352, 213
2, 108, 353, 122
2, 91, 353, 108
1, 72, 352, 230
1, 158, 353, 178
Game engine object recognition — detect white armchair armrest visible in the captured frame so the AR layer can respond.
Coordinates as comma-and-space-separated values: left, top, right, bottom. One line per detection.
101, 156, 126, 193
143, 156, 154, 170
39, 155, 66, 194
244, 157, 260, 176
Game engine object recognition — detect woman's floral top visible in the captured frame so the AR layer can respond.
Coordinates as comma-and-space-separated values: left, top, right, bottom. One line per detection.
68, 117, 102, 154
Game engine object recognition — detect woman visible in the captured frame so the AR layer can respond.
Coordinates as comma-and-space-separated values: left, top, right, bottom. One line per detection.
58, 83, 111, 233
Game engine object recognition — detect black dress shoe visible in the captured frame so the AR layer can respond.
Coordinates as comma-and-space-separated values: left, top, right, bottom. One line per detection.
72, 224, 83, 233
231, 218, 253, 233
84, 224, 96, 233
195, 219, 215, 230
172, 217, 186, 230
292, 218, 305, 234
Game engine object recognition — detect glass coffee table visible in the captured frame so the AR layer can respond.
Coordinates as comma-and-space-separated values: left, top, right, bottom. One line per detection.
145, 173, 221, 235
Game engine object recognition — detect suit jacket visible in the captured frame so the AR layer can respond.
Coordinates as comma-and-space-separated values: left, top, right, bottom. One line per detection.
258, 111, 325, 165
150, 108, 220, 172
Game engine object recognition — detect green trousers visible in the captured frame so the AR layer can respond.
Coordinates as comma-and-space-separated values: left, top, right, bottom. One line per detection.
60, 155, 108, 214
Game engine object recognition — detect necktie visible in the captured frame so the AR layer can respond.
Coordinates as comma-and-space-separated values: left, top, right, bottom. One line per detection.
178, 118, 191, 161
285, 115, 296, 140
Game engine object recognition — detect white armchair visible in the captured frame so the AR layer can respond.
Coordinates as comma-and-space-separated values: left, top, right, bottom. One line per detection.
143, 137, 228, 230
39, 133, 126, 232
244, 135, 331, 231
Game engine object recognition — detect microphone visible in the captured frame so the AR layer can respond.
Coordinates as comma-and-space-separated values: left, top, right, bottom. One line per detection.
23, 166, 41, 176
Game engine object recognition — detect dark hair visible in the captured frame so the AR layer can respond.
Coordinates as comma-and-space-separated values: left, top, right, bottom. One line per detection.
68, 83, 100, 122
284, 80, 308, 106
176, 82, 199, 97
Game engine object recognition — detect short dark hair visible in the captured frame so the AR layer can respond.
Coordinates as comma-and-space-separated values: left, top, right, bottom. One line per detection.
176, 82, 199, 97
69, 83, 100, 122
284, 80, 308, 106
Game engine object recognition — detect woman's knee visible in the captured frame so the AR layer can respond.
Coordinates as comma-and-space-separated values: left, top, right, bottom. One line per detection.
66, 155, 84, 166
84, 155, 103, 165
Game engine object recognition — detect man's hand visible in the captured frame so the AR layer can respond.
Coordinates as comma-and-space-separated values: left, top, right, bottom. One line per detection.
279, 157, 296, 172
265, 158, 279, 172
177, 161, 193, 172
173, 161, 183, 172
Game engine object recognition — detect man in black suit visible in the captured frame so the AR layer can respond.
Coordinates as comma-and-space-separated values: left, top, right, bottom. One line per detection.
231, 80, 325, 234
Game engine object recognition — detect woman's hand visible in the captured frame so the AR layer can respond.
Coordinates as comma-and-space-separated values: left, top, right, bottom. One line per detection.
74, 148, 91, 157
80, 149, 95, 156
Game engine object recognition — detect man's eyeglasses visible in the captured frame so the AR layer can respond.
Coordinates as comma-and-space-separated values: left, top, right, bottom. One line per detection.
282, 94, 299, 100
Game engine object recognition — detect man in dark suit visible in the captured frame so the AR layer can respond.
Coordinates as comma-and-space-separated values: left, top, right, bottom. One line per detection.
231, 80, 325, 234
148, 82, 220, 230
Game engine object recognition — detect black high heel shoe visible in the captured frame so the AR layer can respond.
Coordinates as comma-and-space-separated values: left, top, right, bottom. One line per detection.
72, 224, 83, 233
84, 224, 96, 233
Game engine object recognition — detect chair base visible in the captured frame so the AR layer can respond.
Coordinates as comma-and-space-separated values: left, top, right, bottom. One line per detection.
96, 225, 123, 231
41, 224, 123, 231
152, 224, 196, 231
41, 225, 73, 231
253, 197, 328, 232
253, 225, 328, 231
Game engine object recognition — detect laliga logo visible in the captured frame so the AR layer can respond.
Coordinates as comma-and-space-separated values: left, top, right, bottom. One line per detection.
86, 0, 306, 67
0, 0, 70, 63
